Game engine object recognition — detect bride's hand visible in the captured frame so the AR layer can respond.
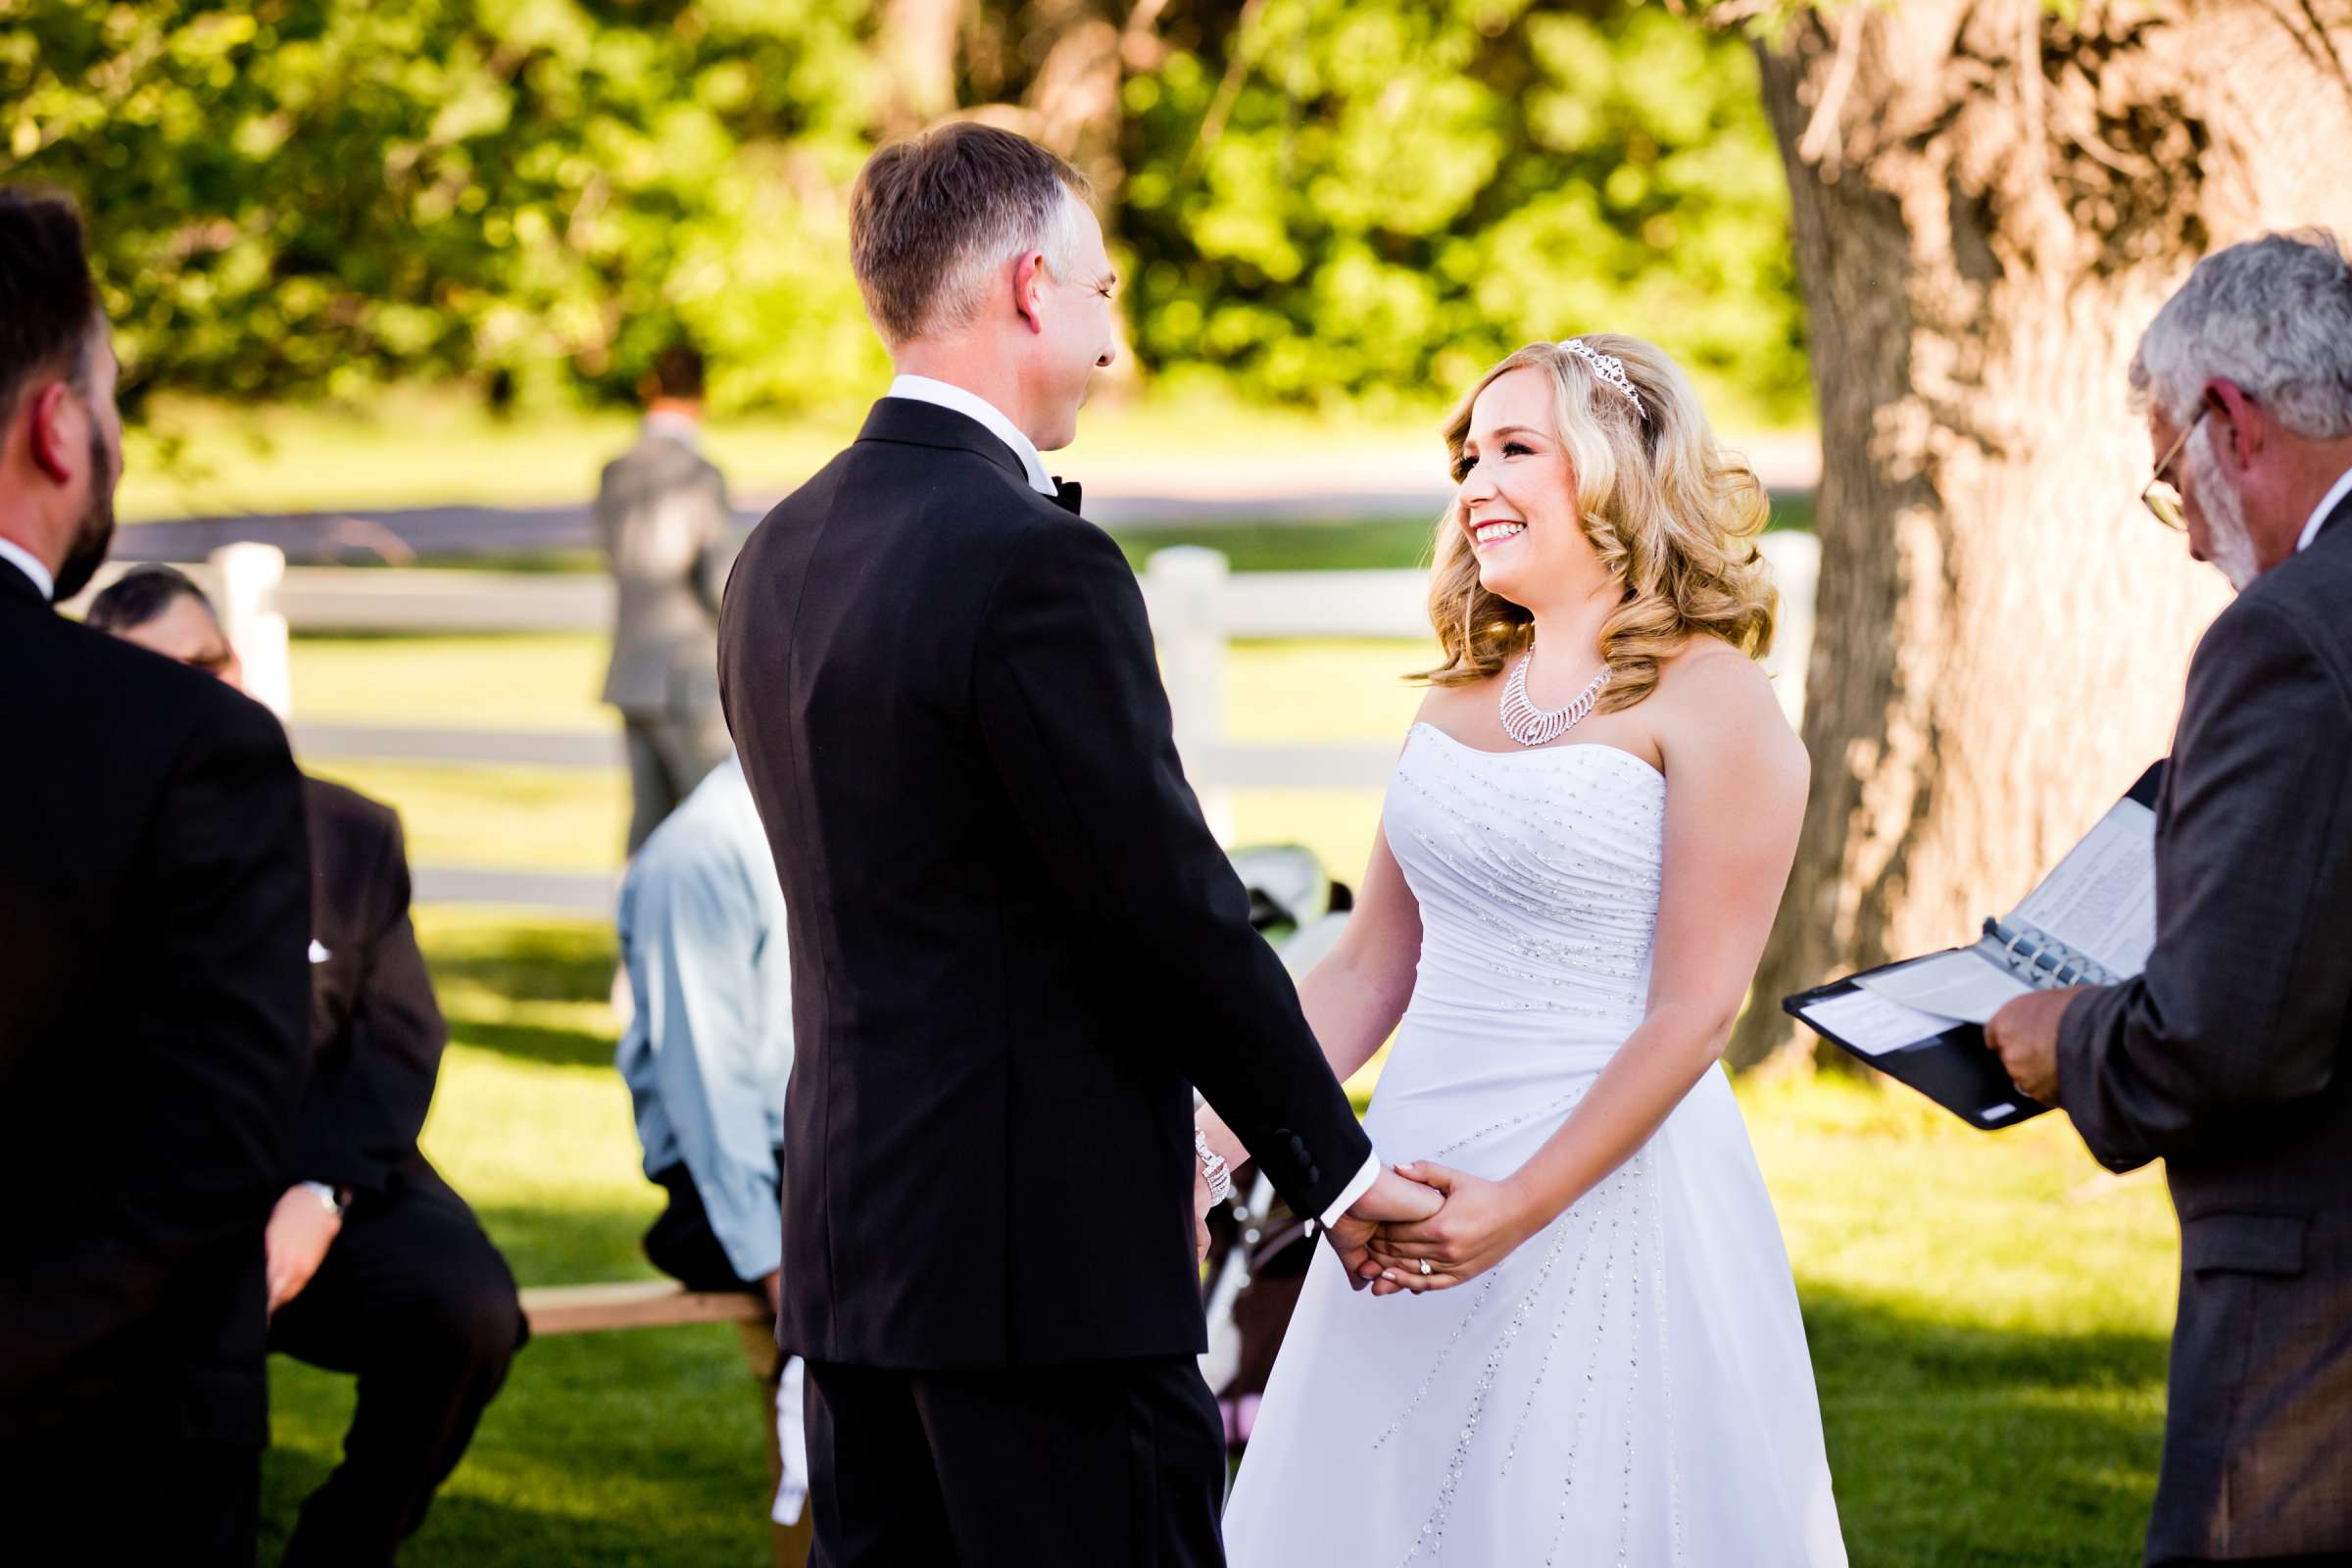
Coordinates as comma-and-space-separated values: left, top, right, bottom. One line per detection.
1365, 1160, 1543, 1295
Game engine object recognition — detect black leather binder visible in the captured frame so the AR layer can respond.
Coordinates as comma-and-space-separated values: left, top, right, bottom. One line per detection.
1783, 760, 2166, 1130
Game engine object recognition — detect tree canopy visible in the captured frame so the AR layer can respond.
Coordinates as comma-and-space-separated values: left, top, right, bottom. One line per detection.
1, 0, 1805, 419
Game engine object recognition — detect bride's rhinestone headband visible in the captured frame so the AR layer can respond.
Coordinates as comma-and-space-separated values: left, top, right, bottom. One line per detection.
1560, 337, 1645, 421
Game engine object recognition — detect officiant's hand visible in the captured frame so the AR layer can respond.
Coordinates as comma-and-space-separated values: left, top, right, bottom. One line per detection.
1194, 1166, 1216, 1263
1363, 1161, 1540, 1295
1325, 1166, 1443, 1290
1984, 985, 2085, 1104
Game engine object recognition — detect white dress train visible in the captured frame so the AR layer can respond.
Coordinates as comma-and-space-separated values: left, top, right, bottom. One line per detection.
1222, 724, 1845, 1567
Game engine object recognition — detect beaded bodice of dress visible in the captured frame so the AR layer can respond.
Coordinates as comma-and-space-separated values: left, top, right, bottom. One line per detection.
1387, 722, 1666, 1036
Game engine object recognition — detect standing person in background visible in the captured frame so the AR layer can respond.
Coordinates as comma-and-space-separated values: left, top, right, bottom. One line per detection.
616, 752, 808, 1567
88, 564, 529, 1568
0, 187, 312, 1567
599, 341, 735, 856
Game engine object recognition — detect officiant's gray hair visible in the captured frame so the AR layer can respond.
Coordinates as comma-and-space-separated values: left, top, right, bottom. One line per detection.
2132, 229, 2352, 438
851, 122, 1094, 346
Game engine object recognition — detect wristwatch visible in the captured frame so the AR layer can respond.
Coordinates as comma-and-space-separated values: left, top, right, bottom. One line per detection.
298, 1180, 351, 1217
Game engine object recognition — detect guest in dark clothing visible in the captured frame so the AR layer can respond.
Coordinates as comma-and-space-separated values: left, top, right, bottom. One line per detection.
91, 564, 529, 1568
0, 189, 312, 1568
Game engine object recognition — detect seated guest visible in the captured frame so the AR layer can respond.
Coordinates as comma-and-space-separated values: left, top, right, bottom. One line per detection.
1987, 229, 2352, 1568
616, 752, 808, 1564
0, 189, 311, 1568
90, 564, 528, 1568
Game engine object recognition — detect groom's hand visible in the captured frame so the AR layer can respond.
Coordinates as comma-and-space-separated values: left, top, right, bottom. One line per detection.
1324, 1166, 1443, 1290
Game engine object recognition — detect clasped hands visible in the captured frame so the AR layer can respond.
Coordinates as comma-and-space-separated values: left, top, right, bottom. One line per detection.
1198, 1158, 1540, 1297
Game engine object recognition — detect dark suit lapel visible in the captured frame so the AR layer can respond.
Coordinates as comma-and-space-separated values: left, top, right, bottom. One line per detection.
858, 398, 1031, 487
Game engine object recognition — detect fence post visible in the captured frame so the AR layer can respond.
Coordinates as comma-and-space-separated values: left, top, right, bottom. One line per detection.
1754, 531, 1819, 727
1143, 546, 1233, 843
212, 542, 291, 719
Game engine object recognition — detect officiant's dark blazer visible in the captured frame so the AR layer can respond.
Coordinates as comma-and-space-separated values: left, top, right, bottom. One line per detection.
718, 397, 1372, 1370
2059, 491, 2352, 1564
0, 554, 311, 1447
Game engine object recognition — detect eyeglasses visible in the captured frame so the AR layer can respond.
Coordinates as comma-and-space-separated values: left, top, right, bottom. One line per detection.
2140, 406, 2207, 531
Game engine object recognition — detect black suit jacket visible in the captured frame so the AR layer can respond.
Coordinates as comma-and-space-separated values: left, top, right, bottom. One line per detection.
293, 775, 446, 1194
2059, 492, 2352, 1562
0, 557, 311, 1446
718, 398, 1371, 1370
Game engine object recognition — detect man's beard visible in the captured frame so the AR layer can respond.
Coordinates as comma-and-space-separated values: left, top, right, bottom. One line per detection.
2187, 421, 2261, 592
50, 425, 118, 603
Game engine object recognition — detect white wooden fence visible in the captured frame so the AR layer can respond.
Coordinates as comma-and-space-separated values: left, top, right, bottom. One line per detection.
77, 534, 1817, 905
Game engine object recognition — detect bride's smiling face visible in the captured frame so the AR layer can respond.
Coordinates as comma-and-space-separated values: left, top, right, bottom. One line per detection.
1452, 366, 1601, 611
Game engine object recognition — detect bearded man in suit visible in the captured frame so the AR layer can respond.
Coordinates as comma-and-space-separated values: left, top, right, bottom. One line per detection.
0, 187, 311, 1567
1988, 229, 2352, 1566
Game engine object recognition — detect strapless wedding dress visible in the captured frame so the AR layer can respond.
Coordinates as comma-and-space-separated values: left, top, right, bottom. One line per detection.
1223, 723, 1845, 1567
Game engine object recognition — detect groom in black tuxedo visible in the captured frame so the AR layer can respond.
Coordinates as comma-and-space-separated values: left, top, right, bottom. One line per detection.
719, 122, 1438, 1566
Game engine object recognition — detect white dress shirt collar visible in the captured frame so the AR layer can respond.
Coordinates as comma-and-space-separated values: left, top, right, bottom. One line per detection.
0, 536, 55, 602
884, 373, 1058, 497
642, 409, 702, 454
2298, 463, 2352, 555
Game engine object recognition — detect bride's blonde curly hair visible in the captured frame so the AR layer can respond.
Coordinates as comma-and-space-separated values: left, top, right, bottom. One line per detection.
1418, 336, 1777, 711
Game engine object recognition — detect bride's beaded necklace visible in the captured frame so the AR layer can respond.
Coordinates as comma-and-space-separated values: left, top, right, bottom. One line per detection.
1498, 642, 1608, 748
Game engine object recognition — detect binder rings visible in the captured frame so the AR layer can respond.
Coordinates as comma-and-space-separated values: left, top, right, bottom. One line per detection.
1784, 760, 2167, 1129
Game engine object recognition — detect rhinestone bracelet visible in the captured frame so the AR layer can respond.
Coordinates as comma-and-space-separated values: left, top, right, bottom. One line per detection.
1193, 1130, 1235, 1205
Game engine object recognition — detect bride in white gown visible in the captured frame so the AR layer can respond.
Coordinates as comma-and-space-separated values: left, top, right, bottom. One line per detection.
1204, 335, 1844, 1566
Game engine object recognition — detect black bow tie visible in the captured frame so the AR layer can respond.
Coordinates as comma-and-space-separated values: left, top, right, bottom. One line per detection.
1052, 477, 1083, 514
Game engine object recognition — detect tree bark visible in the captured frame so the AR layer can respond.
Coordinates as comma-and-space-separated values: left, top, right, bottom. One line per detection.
1729, 0, 2352, 1069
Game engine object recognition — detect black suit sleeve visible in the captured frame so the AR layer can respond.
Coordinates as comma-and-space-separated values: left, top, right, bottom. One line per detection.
2059, 600, 2352, 1171
289, 808, 446, 1193
973, 518, 1371, 1218
0, 692, 310, 1402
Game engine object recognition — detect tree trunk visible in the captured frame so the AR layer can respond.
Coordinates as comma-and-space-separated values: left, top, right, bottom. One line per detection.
1729, 0, 2352, 1069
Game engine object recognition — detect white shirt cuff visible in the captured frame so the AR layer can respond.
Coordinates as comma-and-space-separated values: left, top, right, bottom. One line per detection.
1317, 1151, 1385, 1229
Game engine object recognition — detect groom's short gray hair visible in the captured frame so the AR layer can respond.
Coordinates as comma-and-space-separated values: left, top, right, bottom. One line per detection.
2132, 229, 2352, 439
851, 122, 1093, 347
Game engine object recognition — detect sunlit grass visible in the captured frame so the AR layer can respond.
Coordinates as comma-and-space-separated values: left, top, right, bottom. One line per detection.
120, 387, 1447, 523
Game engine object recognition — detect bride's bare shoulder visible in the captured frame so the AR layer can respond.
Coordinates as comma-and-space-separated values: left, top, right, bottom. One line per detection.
1653, 639, 1805, 774
1409, 673, 1502, 734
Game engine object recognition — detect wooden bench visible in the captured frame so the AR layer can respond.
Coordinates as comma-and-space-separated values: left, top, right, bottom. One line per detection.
518, 1279, 808, 1567
520, 1278, 768, 1337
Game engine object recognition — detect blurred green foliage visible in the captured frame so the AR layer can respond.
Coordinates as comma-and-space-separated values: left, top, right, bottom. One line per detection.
1, 0, 1804, 420
1125, 1, 1805, 418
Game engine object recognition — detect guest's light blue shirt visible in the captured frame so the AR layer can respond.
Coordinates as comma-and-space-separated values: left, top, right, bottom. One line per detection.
616, 755, 794, 1283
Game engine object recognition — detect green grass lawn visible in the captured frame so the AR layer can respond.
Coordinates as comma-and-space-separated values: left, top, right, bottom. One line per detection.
270, 908, 2176, 1566
119, 389, 1449, 523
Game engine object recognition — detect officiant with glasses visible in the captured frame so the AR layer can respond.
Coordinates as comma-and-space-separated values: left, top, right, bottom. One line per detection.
1985, 230, 2352, 1567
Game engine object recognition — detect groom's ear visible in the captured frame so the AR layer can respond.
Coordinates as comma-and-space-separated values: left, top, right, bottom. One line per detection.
1011, 250, 1049, 336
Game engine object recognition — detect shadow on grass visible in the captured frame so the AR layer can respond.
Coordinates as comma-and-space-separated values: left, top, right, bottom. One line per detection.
427, 923, 615, 1005
1800, 1284, 2168, 1567
265, 1323, 774, 1568
450, 1014, 617, 1071
262, 1194, 2165, 1568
